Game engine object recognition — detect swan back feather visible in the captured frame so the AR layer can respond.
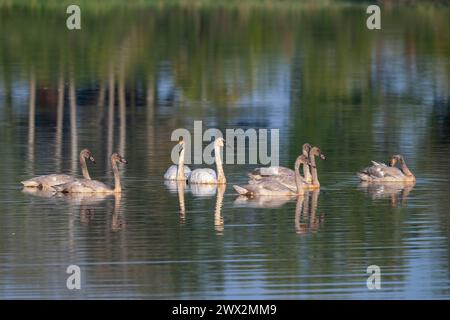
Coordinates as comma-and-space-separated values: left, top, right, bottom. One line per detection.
189, 168, 217, 184
164, 165, 191, 180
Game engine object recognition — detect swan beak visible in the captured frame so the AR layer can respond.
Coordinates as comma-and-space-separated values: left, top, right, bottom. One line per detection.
120, 158, 128, 164
319, 154, 326, 160
89, 156, 96, 164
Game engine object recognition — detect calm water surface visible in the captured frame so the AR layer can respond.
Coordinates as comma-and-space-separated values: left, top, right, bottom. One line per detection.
0, 3, 450, 299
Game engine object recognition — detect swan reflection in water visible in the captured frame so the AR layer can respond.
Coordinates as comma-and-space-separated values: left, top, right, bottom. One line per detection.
22, 187, 60, 199
164, 181, 225, 234
294, 190, 324, 235
164, 180, 188, 223
358, 181, 415, 207
22, 188, 125, 231
234, 190, 324, 235
64, 193, 124, 231
213, 185, 226, 234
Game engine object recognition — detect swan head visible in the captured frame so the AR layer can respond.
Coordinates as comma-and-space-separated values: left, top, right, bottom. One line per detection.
177, 138, 186, 154
80, 149, 96, 164
112, 153, 128, 165
310, 146, 326, 160
214, 137, 225, 148
302, 143, 312, 156
389, 154, 403, 166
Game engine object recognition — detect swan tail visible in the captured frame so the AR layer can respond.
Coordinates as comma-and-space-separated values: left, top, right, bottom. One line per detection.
247, 173, 261, 180
233, 185, 250, 196
357, 172, 372, 181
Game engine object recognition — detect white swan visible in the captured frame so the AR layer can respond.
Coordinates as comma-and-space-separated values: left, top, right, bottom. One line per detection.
189, 137, 226, 184
21, 149, 96, 190
164, 139, 191, 181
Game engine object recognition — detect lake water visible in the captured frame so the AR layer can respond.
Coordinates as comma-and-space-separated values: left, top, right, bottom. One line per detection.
0, 2, 450, 299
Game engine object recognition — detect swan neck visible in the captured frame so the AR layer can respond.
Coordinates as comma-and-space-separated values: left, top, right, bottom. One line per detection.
112, 158, 122, 193
215, 145, 226, 184
177, 148, 185, 180
111, 194, 122, 231
400, 159, 414, 177
80, 156, 91, 180
303, 160, 312, 182
309, 151, 319, 186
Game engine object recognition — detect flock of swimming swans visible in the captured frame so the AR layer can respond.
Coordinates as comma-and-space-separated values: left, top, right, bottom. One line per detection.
21, 137, 416, 200
162, 138, 415, 196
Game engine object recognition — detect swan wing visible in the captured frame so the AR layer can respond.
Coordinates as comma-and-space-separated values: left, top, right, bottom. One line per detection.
184, 165, 192, 179
250, 175, 297, 190
250, 166, 294, 178
189, 168, 217, 184
164, 165, 178, 180
22, 174, 76, 189
53, 179, 111, 193
380, 166, 405, 178
371, 160, 387, 167
164, 165, 191, 180
259, 181, 292, 192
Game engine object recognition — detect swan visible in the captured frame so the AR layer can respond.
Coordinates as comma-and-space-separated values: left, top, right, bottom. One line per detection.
189, 137, 226, 184
164, 138, 191, 181
357, 154, 415, 182
233, 154, 309, 196
52, 153, 127, 193
248, 146, 326, 190
21, 149, 96, 190
304, 146, 326, 189
390, 154, 416, 181
247, 143, 312, 181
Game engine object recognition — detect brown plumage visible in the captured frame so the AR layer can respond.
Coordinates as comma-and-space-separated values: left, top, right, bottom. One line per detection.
21, 149, 96, 190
